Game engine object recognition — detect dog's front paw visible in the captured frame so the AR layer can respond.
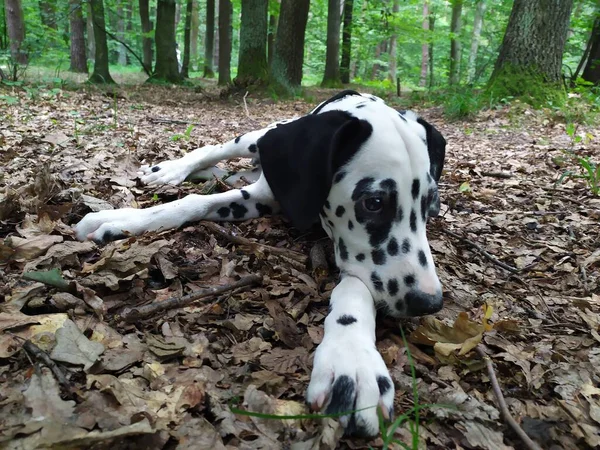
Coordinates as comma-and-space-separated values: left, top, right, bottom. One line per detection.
306, 334, 394, 437
75, 209, 146, 244
138, 158, 194, 186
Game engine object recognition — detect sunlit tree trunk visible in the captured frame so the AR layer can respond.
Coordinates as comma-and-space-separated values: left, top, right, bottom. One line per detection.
4, 0, 27, 64
190, 0, 199, 71
152, 0, 182, 83
429, 12, 435, 87
236, 0, 268, 85
466, 0, 486, 84
117, 0, 127, 65
267, 10, 278, 68
139, 0, 153, 72
217, 0, 231, 85
582, 15, 600, 84
388, 0, 399, 82
449, 0, 463, 85
204, 0, 215, 77
89, 0, 115, 83
87, 2, 95, 60
181, 0, 193, 77
419, 1, 429, 87
340, 0, 353, 84
321, 0, 341, 87
69, 0, 87, 73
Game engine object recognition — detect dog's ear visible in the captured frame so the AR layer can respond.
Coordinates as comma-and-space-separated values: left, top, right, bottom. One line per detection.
258, 111, 373, 230
417, 117, 446, 183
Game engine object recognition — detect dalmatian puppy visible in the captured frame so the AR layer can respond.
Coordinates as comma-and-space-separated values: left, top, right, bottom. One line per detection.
75, 90, 446, 436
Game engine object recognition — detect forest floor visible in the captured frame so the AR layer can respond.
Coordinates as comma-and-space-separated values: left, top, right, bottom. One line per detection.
0, 82, 599, 450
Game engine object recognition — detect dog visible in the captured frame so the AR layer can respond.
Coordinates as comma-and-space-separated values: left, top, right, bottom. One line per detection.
75, 90, 446, 436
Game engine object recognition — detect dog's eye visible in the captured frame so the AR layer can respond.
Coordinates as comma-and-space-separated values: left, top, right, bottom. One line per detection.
363, 197, 383, 212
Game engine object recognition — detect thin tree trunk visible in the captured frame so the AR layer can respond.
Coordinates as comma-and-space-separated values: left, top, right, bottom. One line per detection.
152, 0, 181, 82
321, 0, 341, 86
4, 0, 27, 64
371, 43, 382, 80
267, 12, 277, 68
87, 2, 95, 60
139, 0, 153, 72
449, 0, 463, 85
340, 0, 353, 84
213, 0, 219, 68
181, 0, 193, 77
190, 0, 199, 71
204, 0, 215, 77
236, 0, 268, 85
89, 0, 115, 83
467, 0, 486, 84
429, 12, 435, 87
117, 0, 127, 65
217, 0, 231, 85
388, 0, 399, 82
582, 14, 600, 84
69, 0, 88, 73
419, 1, 429, 87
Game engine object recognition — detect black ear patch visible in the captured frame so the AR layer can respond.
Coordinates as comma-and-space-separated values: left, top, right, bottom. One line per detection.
258, 111, 373, 230
416, 117, 446, 182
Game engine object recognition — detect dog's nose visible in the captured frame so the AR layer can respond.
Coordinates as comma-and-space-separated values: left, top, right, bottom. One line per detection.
404, 290, 443, 316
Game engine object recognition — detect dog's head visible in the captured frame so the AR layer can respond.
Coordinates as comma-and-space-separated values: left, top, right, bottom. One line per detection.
258, 92, 446, 317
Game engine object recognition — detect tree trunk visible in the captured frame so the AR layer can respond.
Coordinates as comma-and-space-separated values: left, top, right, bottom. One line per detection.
152, 0, 182, 83
181, 0, 193, 77
388, 0, 399, 82
490, 0, 574, 95
190, 0, 199, 71
87, 2, 95, 60
139, 0, 153, 73
236, 0, 268, 85
217, 0, 231, 85
39, 0, 57, 30
69, 0, 87, 73
372, 43, 382, 80
269, 0, 309, 92
582, 15, 600, 84
340, 0, 353, 84
89, 0, 114, 83
213, 0, 219, 68
419, 1, 429, 87
204, 0, 215, 77
267, 12, 277, 68
321, 0, 341, 87
449, 0, 463, 85
4, 0, 27, 64
117, 0, 127, 65
429, 12, 435, 87
466, 0, 486, 84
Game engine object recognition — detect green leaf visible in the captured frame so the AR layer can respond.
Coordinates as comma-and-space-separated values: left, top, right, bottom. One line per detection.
23, 268, 70, 290
459, 181, 471, 193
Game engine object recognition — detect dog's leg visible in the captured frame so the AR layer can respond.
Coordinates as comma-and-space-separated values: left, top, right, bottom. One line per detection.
306, 276, 394, 437
75, 174, 278, 243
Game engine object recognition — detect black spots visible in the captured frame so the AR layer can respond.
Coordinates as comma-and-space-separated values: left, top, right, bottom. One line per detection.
235, 135, 243, 143
338, 237, 349, 261
335, 205, 345, 217
356, 103, 367, 109
328, 220, 334, 227
351, 177, 375, 201
377, 376, 392, 395
256, 203, 272, 217
365, 223, 392, 247
371, 249, 386, 265
411, 179, 420, 200
418, 250, 428, 267
252, 167, 260, 173
311, 90, 361, 115
369, 95, 377, 102
248, 143, 257, 153
151, 166, 160, 173
100, 230, 127, 244
324, 200, 331, 209
217, 207, 230, 218
402, 239, 411, 254
334, 171, 346, 183
410, 209, 417, 232
337, 315, 357, 325
420, 194, 428, 222
348, 220, 354, 230
404, 274, 415, 286
387, 279, 399, 296
325, 375, 355, 415
356, 253, 366, 262
397, 111, 407, 122
396, 206, 404, 223
230, 202, 248, 219
380, 179, 396, 190
241, 190, 250, 200
387, 238, 399, 256
371, 272, 384, 291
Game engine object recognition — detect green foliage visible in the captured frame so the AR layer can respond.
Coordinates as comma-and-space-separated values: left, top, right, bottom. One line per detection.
431, 86, 485, 120
557, 123, 599, 196
171, 124, 195, 142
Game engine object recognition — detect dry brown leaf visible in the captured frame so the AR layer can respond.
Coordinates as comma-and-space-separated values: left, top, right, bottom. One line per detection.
50, 319, 105, 370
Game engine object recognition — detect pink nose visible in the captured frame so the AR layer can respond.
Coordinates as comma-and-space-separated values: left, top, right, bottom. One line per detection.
418, 272, 440, 296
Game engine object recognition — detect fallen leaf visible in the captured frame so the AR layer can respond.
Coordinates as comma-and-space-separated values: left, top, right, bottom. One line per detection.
50, 319, 105, 370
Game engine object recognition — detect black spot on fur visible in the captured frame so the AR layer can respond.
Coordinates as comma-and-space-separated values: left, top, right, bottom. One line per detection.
334, 171, 346, 183
397, 111, 407, 122
387, 279, 399, 296
377, 376, 392, 395
256, 203, 272, 217
324, 200, 331, 209
402, 239, 411, 254
339, 238, 349, 261
380, 179, 396, 190
418, 250, 428, 267
248, 143, 257, 153
151, 166, 160, 173
230, 202, 248, 219
325, 375, 355, 415
410, 209, 417, 232
100, 230, 127, 243
328, 220, 334, 227
351, 177, 374, 201
311, 90, 361, 115
356, 103, 366, 109
421, 194, 428, 221
335, 205, 345, 217
404, 274, 415, 286
356, 253, 365, 262
235, 135, 242, 143
217, 207, 230, 218
411, 179, 420, 200
372, 249, 386, 265
369, 95, 377, 101
348, 220, 354, 230
397, 206, 404, 222
387, 238, 398, 256
241, 190, 250, 200
371, 272, 384, 291
337, 315, 357, 325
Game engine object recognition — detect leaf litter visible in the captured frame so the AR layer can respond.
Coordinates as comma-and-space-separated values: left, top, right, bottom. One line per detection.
0, 84, 599, 449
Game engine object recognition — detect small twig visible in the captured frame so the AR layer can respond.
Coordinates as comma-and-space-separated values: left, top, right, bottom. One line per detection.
440, 229, 520, 274
20, 339, 71, 389
243, 91, 251, 118
201, 221, 308, 264
480, 171, 513, 179
579, 264, 589, 295
484, 210, 568, 216
476, 346, 542, 450
148, 117, 201, 126
119, 274, 262, 323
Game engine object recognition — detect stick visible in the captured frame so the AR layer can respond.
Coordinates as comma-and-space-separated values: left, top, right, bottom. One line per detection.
243, 91, 251, 118
440, 229, 520, 274
480, 171, 513, 179
201, 221, 308, 264
484, 210, 568, 216
148, 118, 201, 126
21, 339, 71, 389
119, 274, 262, 323
476, 346, 542, 450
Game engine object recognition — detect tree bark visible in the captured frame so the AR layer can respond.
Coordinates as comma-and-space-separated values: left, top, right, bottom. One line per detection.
117, 0, 127, 65
87, 2, 95, 60
321, 0, 341, 87
270, 0, 309, 91
181, 0, 193, 77
267, 12, 277, 68
419, 1, 429, 87
39, 0, 57, 29
429, 11, 435, 87
204, 0, 215, 77
449, 0, 463, 85
466, 0, 486, 84
340, 0, 353, 84
139, 0, 153, 73
69, 0, 88, 73
582, 15, 600, 84
190, 0, 199, 71
388, 0, 399, 82
4, 0, 27, 64
152, 0, 182, 83
236, 0, 268, 85
89, 0, 114, 83
217, 0, 232, 85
